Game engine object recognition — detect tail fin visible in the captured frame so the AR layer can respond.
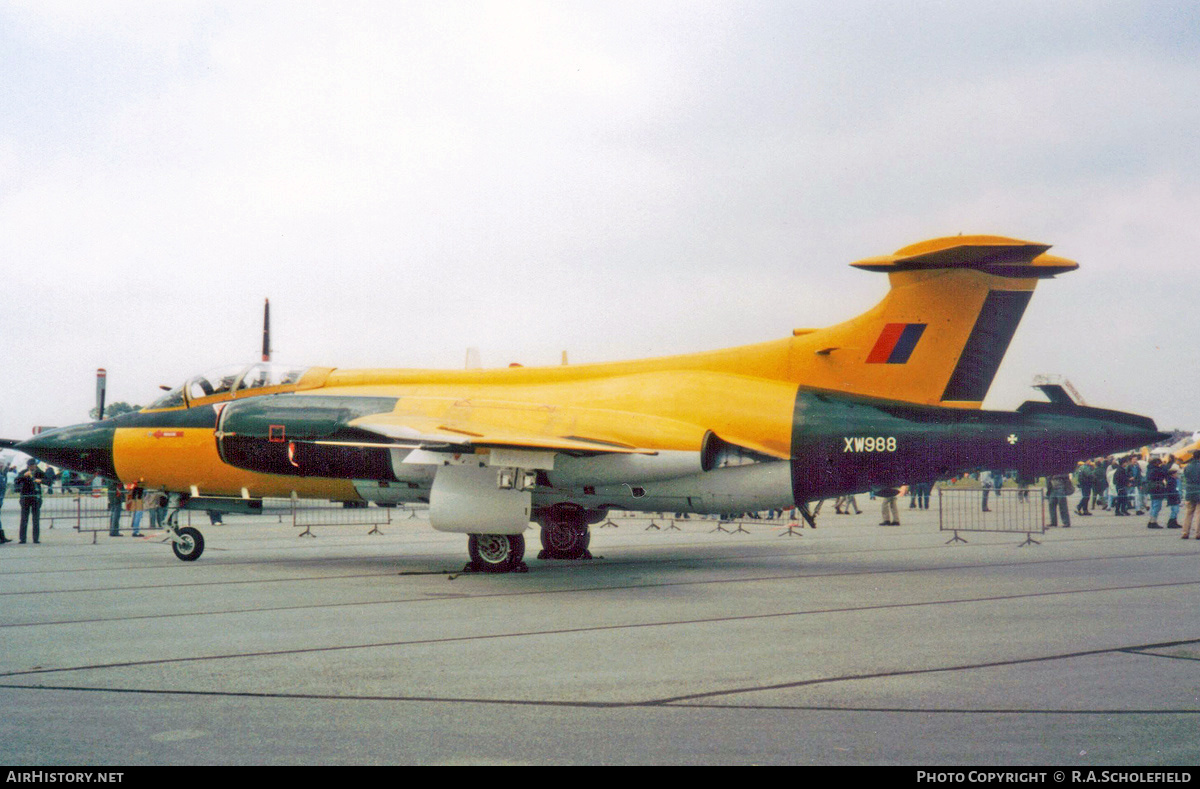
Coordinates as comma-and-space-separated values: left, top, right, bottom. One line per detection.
793, 235, 1077, 408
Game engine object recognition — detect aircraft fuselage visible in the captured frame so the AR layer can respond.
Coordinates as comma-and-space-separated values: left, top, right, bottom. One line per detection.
20, 377, 1164, 518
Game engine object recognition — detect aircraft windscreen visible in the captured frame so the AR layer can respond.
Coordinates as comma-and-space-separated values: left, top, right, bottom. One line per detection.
146, 386, 186, 410
187, 365, 246, 400
236, 363, 309, 393
144, 366, 243, 410
143, 364, 310, 411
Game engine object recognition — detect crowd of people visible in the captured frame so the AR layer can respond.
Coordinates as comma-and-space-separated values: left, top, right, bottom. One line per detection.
794, 451, 1200, 534
1070, 452, 1200, 536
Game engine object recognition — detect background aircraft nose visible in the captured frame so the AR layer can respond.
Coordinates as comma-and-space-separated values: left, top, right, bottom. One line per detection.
16, 422, 118, 480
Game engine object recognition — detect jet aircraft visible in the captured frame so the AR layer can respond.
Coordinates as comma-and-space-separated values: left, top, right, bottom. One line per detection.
16, 235, 1168, 571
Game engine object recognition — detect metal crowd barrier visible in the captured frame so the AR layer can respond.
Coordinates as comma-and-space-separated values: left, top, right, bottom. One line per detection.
15, 492, 420, 541
938, 487, 1046, 546
176, 498, 419, 536
270, 499, 411, 536
28, 489, 111, 530
598, 510, 804, 534
18, 492, 1051, 549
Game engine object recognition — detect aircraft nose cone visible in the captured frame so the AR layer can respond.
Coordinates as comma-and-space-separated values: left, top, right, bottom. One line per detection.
16, 423, 118, 480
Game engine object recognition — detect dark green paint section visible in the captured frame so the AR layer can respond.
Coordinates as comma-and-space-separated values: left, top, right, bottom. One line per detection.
183, 497, 264, 515
218, 395, 400, 480
17, 423, 118, 480
789, 389, 1166, 504
218, 395, 398, 439
110, 407, 219, 429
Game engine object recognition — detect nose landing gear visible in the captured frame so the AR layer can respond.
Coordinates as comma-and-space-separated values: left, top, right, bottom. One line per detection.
170, 526, 205, 561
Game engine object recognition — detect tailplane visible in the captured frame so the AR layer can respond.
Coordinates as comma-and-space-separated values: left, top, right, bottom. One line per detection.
792, 235, 1077, 407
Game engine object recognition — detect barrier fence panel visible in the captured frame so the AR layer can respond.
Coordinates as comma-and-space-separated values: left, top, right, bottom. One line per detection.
19, 493, 1058, 548
284, 500, 397, 536
179, 499, 405, 535
36, 490, 111, 532
599, 510, 799, 533
14, 492, 415, 542
938, 487, 1045, 546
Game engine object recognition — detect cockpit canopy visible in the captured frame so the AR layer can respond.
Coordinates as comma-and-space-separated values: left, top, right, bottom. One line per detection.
146, 363, 315, 410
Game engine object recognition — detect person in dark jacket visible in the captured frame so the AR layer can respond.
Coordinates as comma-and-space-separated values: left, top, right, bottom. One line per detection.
1075, 461, 1094, 516
1127, 458, 1145, 515
15, 459, 47, 544
1164, 468, 1182, 529
1093, 459, 1108, 511
106, 478, 124, 537
1113, 459, 1130, 516
1146, 458, 1169, 529
1046, 473, 1073, 528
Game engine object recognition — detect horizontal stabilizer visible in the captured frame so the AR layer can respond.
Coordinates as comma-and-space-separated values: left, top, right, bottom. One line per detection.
1034, 383, 1077, 406
1016, 399, 1162, 434
850, 235, 1077, 279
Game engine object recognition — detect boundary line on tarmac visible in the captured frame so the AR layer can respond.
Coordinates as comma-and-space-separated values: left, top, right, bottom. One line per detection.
649, 637, 1200, 706
2, 581, 1199, 676
2, 550, 1198, 630
1, 636, 1198, 714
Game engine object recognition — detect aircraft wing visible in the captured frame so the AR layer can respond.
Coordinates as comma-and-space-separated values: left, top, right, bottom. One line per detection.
344, 412, 653, 455
341, 396, 789, 460
215, 391, 789, 485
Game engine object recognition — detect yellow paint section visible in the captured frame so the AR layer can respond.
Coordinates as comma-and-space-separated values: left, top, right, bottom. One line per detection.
331, 369, 798, 459
112, 427, 358, 499
1171, 440, 1200, 464
789, 268, 1036, 406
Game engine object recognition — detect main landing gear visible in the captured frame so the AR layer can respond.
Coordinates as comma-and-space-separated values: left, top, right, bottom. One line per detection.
466, 533, 527, 573
464, 504, 598, 572
537, 507, 592, 561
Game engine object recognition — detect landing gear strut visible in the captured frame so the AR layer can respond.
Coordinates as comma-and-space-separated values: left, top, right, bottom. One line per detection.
164, 492, 205, 562
170, 526, 205, 561
467, 533, 527, 573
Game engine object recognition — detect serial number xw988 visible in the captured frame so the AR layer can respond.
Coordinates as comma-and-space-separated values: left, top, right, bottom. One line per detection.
843, 436, 897, 452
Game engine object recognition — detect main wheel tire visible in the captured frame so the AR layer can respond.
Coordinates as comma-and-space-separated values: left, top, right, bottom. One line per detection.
171, 526, 205, 562
468, 533, 526, 573
539, 520, 592, 560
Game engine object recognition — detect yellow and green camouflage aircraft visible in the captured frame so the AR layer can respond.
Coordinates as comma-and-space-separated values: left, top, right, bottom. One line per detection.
17, 235, 1167, 571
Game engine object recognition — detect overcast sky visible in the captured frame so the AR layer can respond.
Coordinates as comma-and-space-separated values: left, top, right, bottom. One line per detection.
2, 0, 1197, 446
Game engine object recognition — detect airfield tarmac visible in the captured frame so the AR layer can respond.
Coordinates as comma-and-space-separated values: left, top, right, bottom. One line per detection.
1, 498, 1198, 766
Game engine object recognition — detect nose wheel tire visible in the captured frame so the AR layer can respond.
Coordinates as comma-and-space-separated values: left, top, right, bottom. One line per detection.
171, 526, 205, 562
467, 533, 526, 573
